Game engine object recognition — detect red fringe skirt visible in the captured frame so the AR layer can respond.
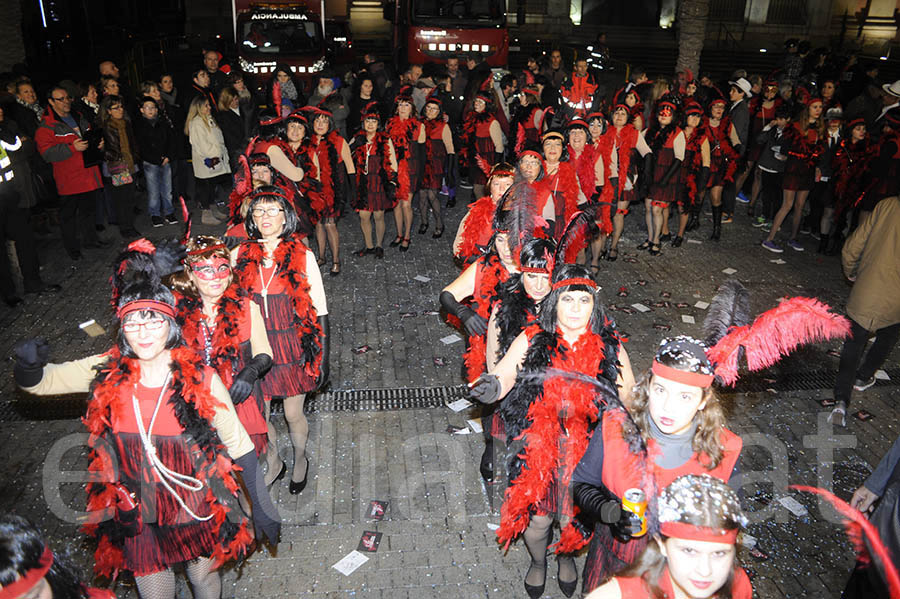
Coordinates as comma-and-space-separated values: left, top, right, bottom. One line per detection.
253, 292, 317, 397
782, 156, 815, 191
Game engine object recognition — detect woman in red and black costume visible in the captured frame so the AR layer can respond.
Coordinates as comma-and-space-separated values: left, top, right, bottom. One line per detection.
676, 101, 712, 246
613, 86, 644, 132
14, 279, 279, 599
738, 79, 782, 218
638, 96, 685, 255
586, 475, 752, 599
597, 102, 651, 262
826, 118, 873, 254
350, 104, 398, 259
855, 108, 900, 224
460, 90, 504, 201
469, 253, 635, 599
167, 236, 275, 470
0, 514, 116, 599
250, 110, 306, 184
419, 96, 455, 238
452, 163, 516, 265
763, 96, 824, 252
309, 107, 355, 275
509, 86, 544, 160
384, 88, 424, 252
568, 118, 612, 271
542, 130, 582, 239
587, 112, 606, 147
704, 95, 741, 241
516, 150, 558, 233
282, 109, 323, 228
232, 186, 329, 496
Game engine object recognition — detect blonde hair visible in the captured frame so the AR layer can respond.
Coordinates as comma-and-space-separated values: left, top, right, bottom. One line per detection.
217, 86, 238, 112
184, 95, 213, 136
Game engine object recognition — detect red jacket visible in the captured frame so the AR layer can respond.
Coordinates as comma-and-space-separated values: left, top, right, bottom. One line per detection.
35, 108, 102, 195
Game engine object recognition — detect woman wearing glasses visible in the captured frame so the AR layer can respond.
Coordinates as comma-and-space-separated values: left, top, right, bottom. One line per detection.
99, 95, 140, 238
13, 277, 279, 599
232, 187, 329, 495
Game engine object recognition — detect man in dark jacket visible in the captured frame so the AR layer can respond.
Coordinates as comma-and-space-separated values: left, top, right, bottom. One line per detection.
135, 96, 177, 227
34, 87, 107, 260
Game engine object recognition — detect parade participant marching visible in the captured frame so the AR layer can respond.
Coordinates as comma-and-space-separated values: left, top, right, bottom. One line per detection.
639, 95, 685, 255
704, 96, 741, 242
419, 96, 455, 238
516, 150, 557, 233
586, 475, 752, 599
542, 130, 581, 239
460, 88, 504, 201
349, 104, 398, 259
855, 109, 900, 225
509, 86, 544, 160
232, 186, 329, 495
568, 118, 611, 271
587, 111, 606, 146
452, 162, 516, 264
14, 278, 279, 598
282, 109, 323, 215
675, 101, 711, 245
384, 88, 424, 252
740, 79, 782, 218
828, 118, 874, 254
251, 110, 306, 183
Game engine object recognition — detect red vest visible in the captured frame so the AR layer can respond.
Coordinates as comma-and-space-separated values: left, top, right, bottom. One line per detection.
616, 566, 752, 598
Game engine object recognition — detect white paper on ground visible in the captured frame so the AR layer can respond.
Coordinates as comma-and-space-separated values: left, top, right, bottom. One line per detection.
681, 314, 696, 324
687, 239, 702, 244
413, 275, 431, 282
440, 334, 462, 345
631, 303, 651, 313
722, 267, 738, 275
778, 496, 808, 517
875, 370, 891, 381
466, 418, 483, 433
447, 398, 472, 412
487, 523, 500, 531
770, 259, 787, 265
452, 428, 472, 435
332, 551, 369, 576
694, 301, 710, 310
739, 533, 757, 549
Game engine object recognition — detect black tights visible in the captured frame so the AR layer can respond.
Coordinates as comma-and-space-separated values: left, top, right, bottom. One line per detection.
419, 189, 444, 231
522, 515, 577, 587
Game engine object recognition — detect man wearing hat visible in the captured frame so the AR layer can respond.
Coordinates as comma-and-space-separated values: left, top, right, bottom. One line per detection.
723, 77, 750, 217
874, 80, 900, 129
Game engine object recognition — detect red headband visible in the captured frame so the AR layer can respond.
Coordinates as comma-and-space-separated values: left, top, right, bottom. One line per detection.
805, 96, 823, 107
523, 88, 540, 97
521, 266, 550, 274
660, 521, 739, 544
551, 277, 597, 290
652, 360, 714, 388
710, 98, 726, 107
187, 243, 226, 255
0, 547, 53, 599
847, 118, 866, 129
118, 299, 176, 320
658, 101, 676, 113
259, 114, 282, 126
519, 150, 543, 162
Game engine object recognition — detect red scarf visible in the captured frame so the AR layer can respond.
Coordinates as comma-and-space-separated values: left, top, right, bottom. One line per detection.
312, 131, 342, 209
683, 125, 711, 201
546, 161, 581, 227
462, 254, 511, 382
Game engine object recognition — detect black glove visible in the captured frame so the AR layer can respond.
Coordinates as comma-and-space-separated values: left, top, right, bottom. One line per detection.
493, 151, 503, 167
416, 142, 426, 185
229, 354, 273, 405
659, 158, 682, 187
696, 166, 710, 194
152, 239, 187, 277
316, 315, 330, 389
733, 143, 743, 157
13, 337, 49, 387
638, 153, 654, 198
468, 373, 502, 404
446, 153, 459, 189
223, 235, 243, 251
572, 481, 642, 541
347, 171, 358, 203
440, 290, 487, 336
234, 451, 281, 547
610, 507, 644, 542
590, 185, 603, 203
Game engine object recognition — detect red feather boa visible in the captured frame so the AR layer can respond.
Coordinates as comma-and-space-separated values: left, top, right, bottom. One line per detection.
385, 116, 420, 199
497, 328, 610, 548
600, 125, 639, 199
178, 285, 245, 388
455, 196, 496, 263
423, 119, 445, 187
682, 126, 711, 205
234, 239, 323, 380
785, 123, 824, 169
460, 111, 494, 165
833, 137, 876, 216
462, 255, 511, 382
547, 161, 582, 227
312, 133, 342, 213
82, 346, 251, 577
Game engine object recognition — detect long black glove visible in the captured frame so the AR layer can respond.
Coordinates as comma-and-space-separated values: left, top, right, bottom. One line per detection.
638, 153, 654, 198
696, 166, 710, 195
572, 481, 643, 541
229, 354, 273, 405
493, 151, 503, 168
234, 451, 281, 546
590, 184, 603, 203
446, 153, 458, 189
440, 290, 487, 336
316, 315, 330, 389
659, 158, 683, 187
152, 239, 187, 277
468, 373, 502, 404
13, 337, 50, 387
346, 171, 358, 206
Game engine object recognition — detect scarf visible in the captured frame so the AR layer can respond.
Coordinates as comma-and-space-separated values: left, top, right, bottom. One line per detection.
279, 79, 298, 101
110, 119, 135, 171
16, 97, 43, 120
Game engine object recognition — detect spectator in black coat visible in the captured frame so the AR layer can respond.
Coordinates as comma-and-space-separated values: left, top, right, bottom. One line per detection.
135, 96, 177, 227
227, 72, 259, 140
215, 86, 248, 172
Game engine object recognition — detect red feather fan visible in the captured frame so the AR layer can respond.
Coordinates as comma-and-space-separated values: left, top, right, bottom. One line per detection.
126, 239, 155, 254
515, 123, 527, 155
476, 154, 492, 177
229, 154, 252, 223
554, 207, 599, 266
791, 485, 900, 598
707, 297, 851, 386
271, 80, 283, 116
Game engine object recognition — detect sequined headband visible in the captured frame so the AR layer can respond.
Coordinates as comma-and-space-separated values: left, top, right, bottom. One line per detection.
660, 521, 739, 544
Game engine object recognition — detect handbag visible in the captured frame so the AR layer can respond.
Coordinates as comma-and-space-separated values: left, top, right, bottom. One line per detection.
109, 163, 133, 187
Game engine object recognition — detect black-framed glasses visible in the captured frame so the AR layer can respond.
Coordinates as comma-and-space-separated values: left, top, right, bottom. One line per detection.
252, 207, 285, 217
51, 95, 71, 102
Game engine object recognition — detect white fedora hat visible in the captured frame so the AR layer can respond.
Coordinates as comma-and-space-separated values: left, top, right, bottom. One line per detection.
728, 77, 753, 97
882, 80, 900, 97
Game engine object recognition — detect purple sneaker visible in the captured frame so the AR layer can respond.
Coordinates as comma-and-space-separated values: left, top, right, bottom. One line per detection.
787, 239, 804, 252
761, 240, 783, 253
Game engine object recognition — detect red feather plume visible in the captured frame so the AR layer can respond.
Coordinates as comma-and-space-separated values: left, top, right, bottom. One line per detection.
791, 485, 900, 598
707, 297, 851, 386
229, 154, 251, 222
476, 154, 492, 177
272, 80, 283, 116
126, 239, 155, 254
555, 206, 599, 266
515, 123, 526, 155
180, 196, 192, 245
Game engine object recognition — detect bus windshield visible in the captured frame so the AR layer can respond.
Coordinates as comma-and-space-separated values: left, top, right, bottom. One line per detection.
241, 17, 323, 54
411, 0, 505, 25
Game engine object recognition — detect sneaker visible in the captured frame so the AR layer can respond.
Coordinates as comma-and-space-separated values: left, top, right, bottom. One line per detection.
752, 216, 767, 228
827, 402, 847, 427
787, 239, 804, 252
761, 240, 783, 253
810, 231, 821, 241
722, 213, 734, 224
736, 192, 750, 204
761, 221, 773, 232
151, 216, 164, 228
853, 376, 877, 392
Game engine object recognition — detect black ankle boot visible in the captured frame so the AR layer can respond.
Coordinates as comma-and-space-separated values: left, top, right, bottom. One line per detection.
709, 206, 722, 241
686, 211, 700, 232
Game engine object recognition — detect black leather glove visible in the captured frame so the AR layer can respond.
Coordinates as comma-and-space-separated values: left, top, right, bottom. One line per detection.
440, 290, 487, 336
659, 158, 682, 187
416, 142, 426, 185
468, 373, 502, 404
316, 315, 330, 388
234, 451, 281, 547
590, 185, 603, 203
638, 153, 654, 198
152, 239, 187, 277
493, 151, 503, 167
572, 481, 642, 541
347, 172, 358, 204
733, 143, 743, 157
611, 507, 644, 542
229, 354, 273, 405
697, 166, 710, 194
13, 337, 49, 387
446, 153, 458, 189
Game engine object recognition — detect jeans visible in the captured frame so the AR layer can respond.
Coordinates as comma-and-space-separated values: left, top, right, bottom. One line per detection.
143, 162, 174, 217
834, 318, 900, 405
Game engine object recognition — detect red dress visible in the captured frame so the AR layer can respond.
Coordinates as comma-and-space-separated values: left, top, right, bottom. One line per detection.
385, 116, 422, 199
422, 119, 448, 190
706, 118, 739, 188
461, 112, 498, 186
616, 566, 752, 598
351, 131, 396, 212
782, 123, 822, 192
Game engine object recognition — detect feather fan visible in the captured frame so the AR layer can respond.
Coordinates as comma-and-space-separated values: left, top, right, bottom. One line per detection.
702, 279, 752, 347
554, 206, 599, 267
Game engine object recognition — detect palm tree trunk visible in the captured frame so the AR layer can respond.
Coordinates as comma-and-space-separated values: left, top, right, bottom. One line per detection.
676, 0, 710, 77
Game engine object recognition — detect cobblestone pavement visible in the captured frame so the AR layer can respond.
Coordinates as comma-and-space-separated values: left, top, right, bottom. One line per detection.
1, 188, 898, 598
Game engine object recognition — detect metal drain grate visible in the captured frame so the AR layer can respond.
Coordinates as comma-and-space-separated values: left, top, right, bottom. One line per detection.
0, 396, 87, 422
725, 368, 900, 394
304, 385, 469, 413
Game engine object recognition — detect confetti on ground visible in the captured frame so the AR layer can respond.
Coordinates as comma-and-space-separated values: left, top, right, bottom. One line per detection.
413, 275, 431, 282
681, 315, 696, 324
875, 370, 891, 381
722, 267, 738, 275
332, 551, 369, 576
694, 301, 710, 309
466, 418, 483, 433
433, 357, 445, 366
441, 334, 462, 344
637, 280, 647, 286
675, 302, 690, 309
631, 303, 651, 313
740, 533, 757, 549
653, 323, 672, 331
422, 310, 440, 316
770, 259, 786, 265
487, 523, 500, 531
357, 531, 383, 553
447, 398, 472, 412
687, 239, 702, 244
352, 345, 372, 354
366, 500, 388, 520
778, 496, 808, 517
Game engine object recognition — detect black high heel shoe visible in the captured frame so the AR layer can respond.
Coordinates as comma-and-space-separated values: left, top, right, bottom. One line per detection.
289, 458, 310, 495
432, 227, 443, 238
418, 223, 429, 234
558, 560, 577, 597
389, 236, 403, 247
479, 446, 493, 483
267, 460, 286, 489
524, 565, 546, 599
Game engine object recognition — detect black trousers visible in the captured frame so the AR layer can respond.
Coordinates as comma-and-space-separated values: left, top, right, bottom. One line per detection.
194, 174, 230, 209
834, 318, 900, 405
58, 189, 100, 253
760, 170, 783, 221
0, 191, 41, 298
105, 180, 136, 231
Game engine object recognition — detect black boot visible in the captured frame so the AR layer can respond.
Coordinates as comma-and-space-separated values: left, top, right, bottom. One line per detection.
817, 233, 829, 254
709, 205, 722, 241
685, 210, 700, 232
